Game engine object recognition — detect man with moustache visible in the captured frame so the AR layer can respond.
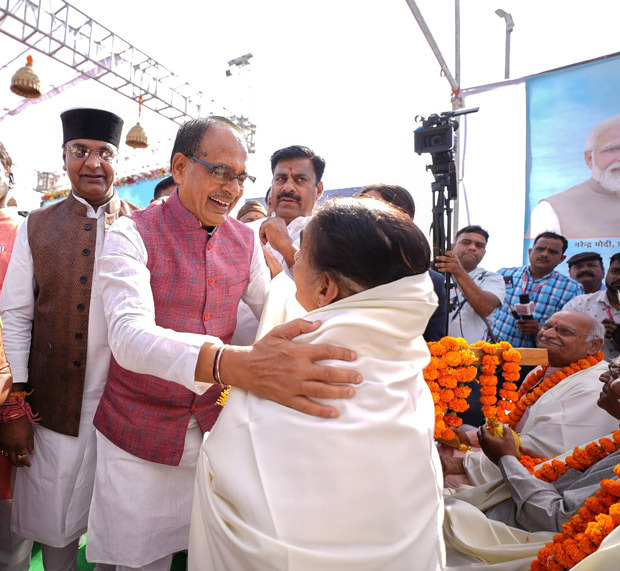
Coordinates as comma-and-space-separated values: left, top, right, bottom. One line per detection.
563, 252, 620, 360
492, 232, 583, 348
86, 119, 359, 570
567, 251, 606, 294
258, 145, 325, 275
528, 114, 620, 239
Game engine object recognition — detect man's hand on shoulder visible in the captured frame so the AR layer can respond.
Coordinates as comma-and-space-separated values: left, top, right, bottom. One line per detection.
221, 319, 362, 418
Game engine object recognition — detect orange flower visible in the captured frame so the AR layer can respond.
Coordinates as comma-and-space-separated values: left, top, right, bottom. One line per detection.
449, 398, 468, 413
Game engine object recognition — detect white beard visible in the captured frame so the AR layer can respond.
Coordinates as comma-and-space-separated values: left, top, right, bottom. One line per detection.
592, 161, 620, 194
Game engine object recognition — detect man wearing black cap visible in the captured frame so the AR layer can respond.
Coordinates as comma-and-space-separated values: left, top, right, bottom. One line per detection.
567, 251, 606, 294
564, 252, 620, 360
0, 108, 139, 570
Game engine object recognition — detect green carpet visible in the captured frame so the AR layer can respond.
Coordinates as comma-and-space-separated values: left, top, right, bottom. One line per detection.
28, 539, 187, 570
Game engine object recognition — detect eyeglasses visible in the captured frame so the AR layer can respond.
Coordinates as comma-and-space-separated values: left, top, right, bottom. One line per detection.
186, 155, 255, 187
540, 322, 588, 337
610, 362, 620, 380
65, 144, 116, 163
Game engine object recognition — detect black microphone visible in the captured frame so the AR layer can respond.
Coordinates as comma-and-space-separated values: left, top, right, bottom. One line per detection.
515, 294, 535, 320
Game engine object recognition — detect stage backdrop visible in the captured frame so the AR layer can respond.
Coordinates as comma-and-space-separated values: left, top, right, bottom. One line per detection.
460, 52, 620, 274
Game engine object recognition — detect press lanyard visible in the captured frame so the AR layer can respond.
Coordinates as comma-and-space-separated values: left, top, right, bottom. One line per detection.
522, 270, 553, 295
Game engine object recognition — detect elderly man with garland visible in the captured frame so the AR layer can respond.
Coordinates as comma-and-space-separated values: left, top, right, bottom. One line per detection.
442, 311, 618, 487
86, 117, 360, 571
563, 252, 620, 361
443, 359, 620, 570
492, 232, 583, 348
0, 108, 140, 571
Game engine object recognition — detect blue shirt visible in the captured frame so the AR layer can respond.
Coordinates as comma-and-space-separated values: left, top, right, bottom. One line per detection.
492, 266, 584, 347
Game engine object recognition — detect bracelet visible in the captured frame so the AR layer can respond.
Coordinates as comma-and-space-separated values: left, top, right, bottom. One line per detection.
0, 392, 40, 424
212, 344, 229, 387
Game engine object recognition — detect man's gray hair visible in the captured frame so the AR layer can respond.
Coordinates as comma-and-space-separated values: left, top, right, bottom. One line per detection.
586, 114, 620, 151
586, 320, 605, 342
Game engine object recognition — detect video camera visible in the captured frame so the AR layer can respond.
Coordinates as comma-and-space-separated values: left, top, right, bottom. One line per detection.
414, 107, 479, 156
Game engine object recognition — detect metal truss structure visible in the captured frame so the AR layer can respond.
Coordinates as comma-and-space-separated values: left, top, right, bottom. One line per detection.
0, 0, 256, 151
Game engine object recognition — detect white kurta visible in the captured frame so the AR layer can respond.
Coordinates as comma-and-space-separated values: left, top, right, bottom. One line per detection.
231, 215, 311, 346
189, 274, 446, 570
463, 361, 618, 486
0, 193, 115, 547
86, 213, 269, 567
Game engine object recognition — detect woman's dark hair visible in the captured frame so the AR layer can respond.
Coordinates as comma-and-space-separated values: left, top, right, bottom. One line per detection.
359, 184, 416, 219
304, 198, 430, 299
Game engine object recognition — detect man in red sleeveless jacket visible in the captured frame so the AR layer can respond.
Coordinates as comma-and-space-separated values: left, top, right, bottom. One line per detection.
87, 116, 361, 570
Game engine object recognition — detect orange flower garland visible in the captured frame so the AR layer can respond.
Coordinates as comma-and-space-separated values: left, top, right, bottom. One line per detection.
531, 464, 620, 570
424, 337, 477, 440
471, 341, 522, 423
520, 431, 620, 482
507, 353, 604, 430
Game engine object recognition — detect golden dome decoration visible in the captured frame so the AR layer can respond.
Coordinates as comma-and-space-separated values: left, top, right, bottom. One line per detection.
125, 95, 148, 148
10, 55, 41, 98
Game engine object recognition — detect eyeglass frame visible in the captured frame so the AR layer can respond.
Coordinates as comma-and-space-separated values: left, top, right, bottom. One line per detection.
539, 321, 589, 338
64, 143, 117, 163
185, 154, 256, 186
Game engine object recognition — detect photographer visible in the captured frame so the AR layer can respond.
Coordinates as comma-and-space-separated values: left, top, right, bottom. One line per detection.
563, 252, 620, 360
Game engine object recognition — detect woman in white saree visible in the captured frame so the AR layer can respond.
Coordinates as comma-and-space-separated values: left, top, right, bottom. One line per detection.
189, 198, 445, 570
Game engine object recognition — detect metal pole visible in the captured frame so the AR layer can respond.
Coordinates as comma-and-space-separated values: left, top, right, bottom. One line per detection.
403, 0, 459, 94
495, 9, 514, 80
453, 0, 461, 238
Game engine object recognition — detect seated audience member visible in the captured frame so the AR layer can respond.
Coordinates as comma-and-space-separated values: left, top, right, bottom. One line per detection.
443, 359, 620, 570
189, 198, 445, 570
151, 175, 177, 202
236, 200, 267, 224
442, 311, 617, 487
567, 251, 606, 294
359, 183, 447, 342
493, 232, 583, 348
563, 252, 620, 361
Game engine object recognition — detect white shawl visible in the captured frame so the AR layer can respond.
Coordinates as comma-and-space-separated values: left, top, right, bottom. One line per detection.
189, 273, 445, 570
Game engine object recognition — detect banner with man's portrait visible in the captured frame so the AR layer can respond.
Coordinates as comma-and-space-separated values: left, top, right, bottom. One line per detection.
460, 52, 620, 274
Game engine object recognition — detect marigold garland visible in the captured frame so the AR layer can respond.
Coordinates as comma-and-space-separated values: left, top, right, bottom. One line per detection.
508, 353, 604, 430
520, 431, 620, 482
471, 341, 523, 423
424, 337, 476, 440
531, 464, 620, 570
425, 338, 524, 441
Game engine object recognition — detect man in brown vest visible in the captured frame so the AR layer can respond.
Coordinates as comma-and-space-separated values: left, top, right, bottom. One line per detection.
0, 108, 139, 571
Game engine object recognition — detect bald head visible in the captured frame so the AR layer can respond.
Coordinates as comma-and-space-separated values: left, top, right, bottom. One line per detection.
537, 311, 604, 367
